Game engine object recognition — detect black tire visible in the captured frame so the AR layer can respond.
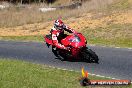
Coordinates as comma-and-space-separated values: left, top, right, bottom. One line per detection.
87, 49, 99, 63
81, 51, 90, 62
82, 48, 99, 63
52, 46, 66, 61
52, 46, 59, 57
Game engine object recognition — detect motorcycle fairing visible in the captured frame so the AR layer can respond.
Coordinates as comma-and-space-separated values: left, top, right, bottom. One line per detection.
61, 33, 86, 48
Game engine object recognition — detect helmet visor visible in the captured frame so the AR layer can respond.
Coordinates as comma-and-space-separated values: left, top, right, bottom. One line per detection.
56, 25, 63, 30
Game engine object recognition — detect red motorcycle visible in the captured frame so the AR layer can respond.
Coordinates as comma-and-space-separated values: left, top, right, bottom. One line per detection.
44, 33, 99, 63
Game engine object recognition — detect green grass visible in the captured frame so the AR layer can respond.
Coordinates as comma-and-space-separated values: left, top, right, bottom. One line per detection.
0, 59, 107, 88
0, 35, 44, 42
0, 59, 82, 88
87, 38, 132, 48
0, 59, 131, 88
0, 59, 104, 88
0, 23, 132, 48
0, 35, 131, 48
81, 23, 132, 48
1, 23, 132, 48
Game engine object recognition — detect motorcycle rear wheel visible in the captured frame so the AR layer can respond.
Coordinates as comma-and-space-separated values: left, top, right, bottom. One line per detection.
52, 46, 72, 61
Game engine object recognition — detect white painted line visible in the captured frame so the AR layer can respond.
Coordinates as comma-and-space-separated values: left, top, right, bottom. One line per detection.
69, 70, 75, 72
89, 45, 132, 50
115, 47, 120, 48
47, 65, 131, 84
111, 78, 116, 79
89, 73, 96, 76
57, 68, 61, 70
96, 75, 101, 77
97, 75, 105, 78
89, 44, 95, 47
106, 77, 112, 79
128, 48, 132, 50
61, 69, 67, 71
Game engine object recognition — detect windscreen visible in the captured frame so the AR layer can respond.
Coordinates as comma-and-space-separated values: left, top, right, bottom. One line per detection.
69, 35, 81, 42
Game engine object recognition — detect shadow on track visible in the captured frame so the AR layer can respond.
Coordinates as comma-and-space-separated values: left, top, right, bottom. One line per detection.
54, 57, 99, 64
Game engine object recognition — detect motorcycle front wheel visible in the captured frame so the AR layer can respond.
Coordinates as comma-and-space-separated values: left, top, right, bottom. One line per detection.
82, 48, 99, 63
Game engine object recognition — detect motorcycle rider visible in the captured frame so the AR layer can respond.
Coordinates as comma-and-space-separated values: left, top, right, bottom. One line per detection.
50, 19, 77, 50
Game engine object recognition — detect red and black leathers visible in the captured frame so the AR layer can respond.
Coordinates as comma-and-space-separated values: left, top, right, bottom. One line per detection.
50, 25, 76, 49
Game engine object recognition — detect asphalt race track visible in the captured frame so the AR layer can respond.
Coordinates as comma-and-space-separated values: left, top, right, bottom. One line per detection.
0, 41, 132, 80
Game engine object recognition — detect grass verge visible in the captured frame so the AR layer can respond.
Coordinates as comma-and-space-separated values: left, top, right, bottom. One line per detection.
87, 38, 132, 48
0, 35, 44, 42
81, 23, 132, 48
1, 35, 132, 48
0, 23, 132, 48
0, 35, 132, 48
0, 58, 131, 88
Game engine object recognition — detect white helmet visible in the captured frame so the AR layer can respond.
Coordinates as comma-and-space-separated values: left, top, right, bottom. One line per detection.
54, 19, 64, 30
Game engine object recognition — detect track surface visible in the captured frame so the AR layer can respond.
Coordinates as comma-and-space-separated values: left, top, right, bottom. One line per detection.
0, 41, 132, 80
